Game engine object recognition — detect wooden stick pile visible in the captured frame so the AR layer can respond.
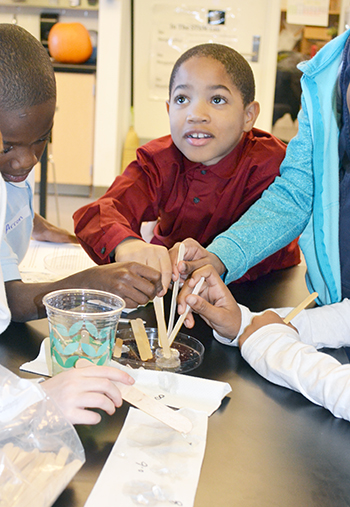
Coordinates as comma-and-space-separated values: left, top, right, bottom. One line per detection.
0, 442, 83, 507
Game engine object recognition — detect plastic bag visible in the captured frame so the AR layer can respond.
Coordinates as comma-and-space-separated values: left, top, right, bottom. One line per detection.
0, 365, 85, 507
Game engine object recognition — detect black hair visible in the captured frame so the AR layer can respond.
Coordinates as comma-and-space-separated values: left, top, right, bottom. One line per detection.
0, 23, 56, 111
169, 43, 255, 107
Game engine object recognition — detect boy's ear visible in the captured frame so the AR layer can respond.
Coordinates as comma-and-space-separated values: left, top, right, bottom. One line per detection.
166, 100, 170, 115
243, 101, 260, 132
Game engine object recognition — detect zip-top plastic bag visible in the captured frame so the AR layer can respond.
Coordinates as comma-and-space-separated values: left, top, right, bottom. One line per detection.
0, 365, 85, 506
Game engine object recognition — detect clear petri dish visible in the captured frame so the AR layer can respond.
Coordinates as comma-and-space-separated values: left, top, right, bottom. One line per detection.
114, 327, 204, 373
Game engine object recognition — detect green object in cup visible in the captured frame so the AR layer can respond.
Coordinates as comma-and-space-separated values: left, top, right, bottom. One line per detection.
43, 289, 125, 375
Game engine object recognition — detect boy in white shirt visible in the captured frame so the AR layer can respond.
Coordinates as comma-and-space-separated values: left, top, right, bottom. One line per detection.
0, 160, 134, 425
0, 24, 162, 322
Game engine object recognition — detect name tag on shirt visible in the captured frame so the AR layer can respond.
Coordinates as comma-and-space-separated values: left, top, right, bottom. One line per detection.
5, 205, 31, 235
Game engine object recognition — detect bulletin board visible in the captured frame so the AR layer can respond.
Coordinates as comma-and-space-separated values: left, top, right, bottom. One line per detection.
133, 0, 281, 141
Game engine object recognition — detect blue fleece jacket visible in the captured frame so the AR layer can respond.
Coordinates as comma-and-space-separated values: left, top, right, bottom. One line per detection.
207, 30, 350, 305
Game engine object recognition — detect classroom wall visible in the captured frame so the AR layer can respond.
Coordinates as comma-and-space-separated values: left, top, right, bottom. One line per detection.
0, 1, 309, 189
133, 0, 281, 142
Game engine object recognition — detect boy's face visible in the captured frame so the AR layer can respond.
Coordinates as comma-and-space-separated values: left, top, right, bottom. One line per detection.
0, 99, 55, 183
167, 57, 257, 166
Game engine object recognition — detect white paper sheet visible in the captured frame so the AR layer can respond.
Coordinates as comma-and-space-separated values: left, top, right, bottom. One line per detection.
84, 407, 208, 507
19, 240, 96, 282
286, 0, 330, 26
20, 338, 231, 416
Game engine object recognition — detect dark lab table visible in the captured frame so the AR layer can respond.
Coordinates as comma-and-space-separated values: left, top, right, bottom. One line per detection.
2, 264, 350, 507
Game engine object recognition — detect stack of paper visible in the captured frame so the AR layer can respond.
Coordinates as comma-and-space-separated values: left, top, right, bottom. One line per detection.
19, 240, 96, 282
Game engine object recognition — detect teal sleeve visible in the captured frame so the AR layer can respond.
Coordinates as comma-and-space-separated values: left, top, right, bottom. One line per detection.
207, 97, 314, 284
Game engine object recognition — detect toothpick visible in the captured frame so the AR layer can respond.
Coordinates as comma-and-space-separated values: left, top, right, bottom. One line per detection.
154, 296, 171, 358
168, 243, 186, 338
130, 318, 153, 361
168, 276, 205, 346
283, 292, 318, 324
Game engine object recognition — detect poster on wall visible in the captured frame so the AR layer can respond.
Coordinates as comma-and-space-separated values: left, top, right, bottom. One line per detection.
286, 0, 330, 26
149, 5, 258, 100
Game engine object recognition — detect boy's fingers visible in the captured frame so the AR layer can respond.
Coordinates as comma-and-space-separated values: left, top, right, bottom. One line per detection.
179, 255, 226, 278
178, 259, 207, 276
184, 313, 195, 329
158, 254, 173, 293
185, 294, 217, 321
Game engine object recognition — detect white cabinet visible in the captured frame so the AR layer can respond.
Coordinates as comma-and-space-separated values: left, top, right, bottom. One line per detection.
35, 71, 95, 194
51, 72, 95, 188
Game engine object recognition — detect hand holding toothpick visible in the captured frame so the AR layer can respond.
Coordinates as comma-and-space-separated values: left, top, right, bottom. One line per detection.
168, 277, 205, 346
239, 292, 318, 348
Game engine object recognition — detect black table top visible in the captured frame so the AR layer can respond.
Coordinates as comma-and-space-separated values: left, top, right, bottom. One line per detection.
3, 264, 350, 507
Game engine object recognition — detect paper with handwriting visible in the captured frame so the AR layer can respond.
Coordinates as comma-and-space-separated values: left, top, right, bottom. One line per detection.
19, 240, 96, 282
84, 407, 207, 507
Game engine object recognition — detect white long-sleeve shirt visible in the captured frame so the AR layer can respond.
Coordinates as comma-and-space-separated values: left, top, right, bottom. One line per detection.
0, 175, 11, 333
214, 299, 350, 421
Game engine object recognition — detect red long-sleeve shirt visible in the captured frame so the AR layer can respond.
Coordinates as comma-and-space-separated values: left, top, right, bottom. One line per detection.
74, 129, 300, 282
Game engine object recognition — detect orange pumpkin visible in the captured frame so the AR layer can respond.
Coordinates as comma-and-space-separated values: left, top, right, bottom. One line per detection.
48, 22, 93, 64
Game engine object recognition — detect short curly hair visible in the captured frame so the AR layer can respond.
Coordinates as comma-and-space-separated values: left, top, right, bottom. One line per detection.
169, 43, 255, 107
0, 23, 56, 111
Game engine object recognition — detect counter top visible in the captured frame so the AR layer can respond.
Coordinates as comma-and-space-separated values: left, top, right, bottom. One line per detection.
52, 61, 96, 74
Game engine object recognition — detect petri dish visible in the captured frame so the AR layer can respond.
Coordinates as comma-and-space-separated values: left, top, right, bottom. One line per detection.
114, 327, 204, 373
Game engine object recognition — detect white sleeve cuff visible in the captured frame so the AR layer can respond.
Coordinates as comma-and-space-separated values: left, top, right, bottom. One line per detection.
212, 304, 260, 347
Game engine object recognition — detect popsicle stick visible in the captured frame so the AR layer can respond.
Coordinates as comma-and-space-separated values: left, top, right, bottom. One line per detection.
113, 337, 124, 358
130, 318, 153, 361
283, 292, 318, 324
75, 358, 192, 433
154, 296, 171, 358
168, 276, 205, 346
168, 242, 186, 338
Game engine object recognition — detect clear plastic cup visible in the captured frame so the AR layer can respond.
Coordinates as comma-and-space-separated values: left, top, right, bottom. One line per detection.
43, 289, 125, 375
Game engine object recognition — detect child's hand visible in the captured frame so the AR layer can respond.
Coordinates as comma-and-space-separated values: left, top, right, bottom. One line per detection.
115, 239, 172, 295
169, 238, 226, 282
177, 264, 241, 340
5, 261, 163, 321
32, 213, 78, 243
238, 311, 294, 348
78, 262, 163, 308
41, 365, 134, 425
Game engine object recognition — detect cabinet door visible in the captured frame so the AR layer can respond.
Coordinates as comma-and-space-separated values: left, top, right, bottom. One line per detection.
49, 72, 95, 187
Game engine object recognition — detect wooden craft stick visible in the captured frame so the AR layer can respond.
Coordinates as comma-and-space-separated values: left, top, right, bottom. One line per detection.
130, 318, 153, 361
113, 337, 124, 358
283, 292, 318, 324
55, 446, 70, 467
168, 242, 186, 338
117, 382, 192, 433
75, 358, 192, 433
168, 276, 205, 347
9, 448, 83, 507
154, 296, 171, 358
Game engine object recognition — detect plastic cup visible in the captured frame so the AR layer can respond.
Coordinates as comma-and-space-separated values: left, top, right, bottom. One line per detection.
43, 289, 125, 375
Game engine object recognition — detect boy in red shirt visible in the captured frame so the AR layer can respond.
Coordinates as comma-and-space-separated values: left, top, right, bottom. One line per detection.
74, 43, 299, 293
